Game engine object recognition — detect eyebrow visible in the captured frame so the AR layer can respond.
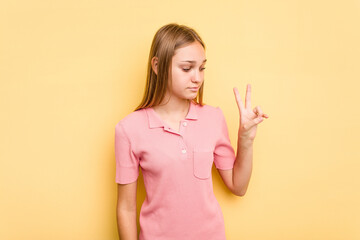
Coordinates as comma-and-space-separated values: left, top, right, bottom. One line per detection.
180, 59, 207, 63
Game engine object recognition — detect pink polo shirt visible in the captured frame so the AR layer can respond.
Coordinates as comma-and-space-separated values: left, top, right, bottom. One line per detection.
115, 100, 235, 240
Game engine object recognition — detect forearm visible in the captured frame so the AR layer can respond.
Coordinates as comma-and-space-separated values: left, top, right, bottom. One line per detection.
117, 209, 138, 240
232, 133, 254, 196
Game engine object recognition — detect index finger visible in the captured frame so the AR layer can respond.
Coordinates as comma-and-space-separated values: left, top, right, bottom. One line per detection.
233, 87, 245, 113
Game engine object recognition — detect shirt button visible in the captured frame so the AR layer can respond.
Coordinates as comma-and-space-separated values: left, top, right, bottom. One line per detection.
181, 149, 187, 154
182, 122, 187, 127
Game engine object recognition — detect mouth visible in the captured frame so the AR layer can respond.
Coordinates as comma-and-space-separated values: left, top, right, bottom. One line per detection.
188, 87, 199, 91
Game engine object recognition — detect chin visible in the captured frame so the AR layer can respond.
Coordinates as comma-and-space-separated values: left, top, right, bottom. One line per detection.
178, 93, 197, 101
186, 95, 197, 100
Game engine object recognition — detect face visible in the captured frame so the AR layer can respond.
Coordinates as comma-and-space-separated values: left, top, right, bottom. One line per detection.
167, 41, 206, 101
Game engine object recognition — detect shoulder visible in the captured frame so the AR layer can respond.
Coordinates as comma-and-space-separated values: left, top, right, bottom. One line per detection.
115, 108, 147, 133
196, 102, 224, 118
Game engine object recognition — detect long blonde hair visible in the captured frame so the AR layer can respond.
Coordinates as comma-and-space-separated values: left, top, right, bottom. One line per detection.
134, 23, 206, 111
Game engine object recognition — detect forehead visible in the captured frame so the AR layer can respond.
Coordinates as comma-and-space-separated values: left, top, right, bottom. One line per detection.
173, 41, 206, 62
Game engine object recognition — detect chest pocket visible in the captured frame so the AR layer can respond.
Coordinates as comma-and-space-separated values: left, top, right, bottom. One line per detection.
193, 149, 214, 179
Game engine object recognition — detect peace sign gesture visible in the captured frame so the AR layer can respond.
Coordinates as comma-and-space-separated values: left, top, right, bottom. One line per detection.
233, 84, 269, 142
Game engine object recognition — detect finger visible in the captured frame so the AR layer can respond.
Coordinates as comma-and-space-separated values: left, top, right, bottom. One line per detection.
254, 107, 269, 118
253, 108, 259, 118
255, 106, 263, 117
233, 87, 245, 113
243, 116, 263, 130
245, 84, 252, 110
254, 107, 264, 123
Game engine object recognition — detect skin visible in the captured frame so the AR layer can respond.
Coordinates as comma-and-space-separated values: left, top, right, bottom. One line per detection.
150, 41, 270, 196
116, 39, 270, 239
224, 84, 269, 196
116, 41, 207, 240
151, 41, 206, 132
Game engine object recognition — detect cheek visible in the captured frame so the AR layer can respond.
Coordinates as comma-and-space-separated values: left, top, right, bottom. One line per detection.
172, 70, 187, 82
172, 68, 184, 78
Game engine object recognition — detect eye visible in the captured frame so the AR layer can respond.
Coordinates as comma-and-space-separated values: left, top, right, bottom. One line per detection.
182, 66, 206, 72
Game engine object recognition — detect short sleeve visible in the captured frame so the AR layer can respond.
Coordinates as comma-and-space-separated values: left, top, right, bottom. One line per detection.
213, 107, 236, 170
114, 122, 139, 184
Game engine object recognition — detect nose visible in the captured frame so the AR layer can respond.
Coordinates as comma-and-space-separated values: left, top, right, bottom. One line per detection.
191, 69, 202, 83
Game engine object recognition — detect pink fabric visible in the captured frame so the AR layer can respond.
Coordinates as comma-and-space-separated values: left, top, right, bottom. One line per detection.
115, 100, 235, 240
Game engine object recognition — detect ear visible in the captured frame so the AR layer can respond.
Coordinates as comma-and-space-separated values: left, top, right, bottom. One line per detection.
151, 56, 158, 75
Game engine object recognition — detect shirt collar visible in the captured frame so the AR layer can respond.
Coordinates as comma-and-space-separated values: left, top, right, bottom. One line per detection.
146, 100, 198, 129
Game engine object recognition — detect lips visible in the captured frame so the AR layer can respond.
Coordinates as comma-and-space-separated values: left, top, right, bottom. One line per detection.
188, 87, 199, 90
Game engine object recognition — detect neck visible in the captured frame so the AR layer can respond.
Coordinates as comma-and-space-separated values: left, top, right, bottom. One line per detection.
153, 97, 191, 119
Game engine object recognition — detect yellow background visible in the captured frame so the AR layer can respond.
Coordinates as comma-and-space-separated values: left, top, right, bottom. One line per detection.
1, 0, 359, 239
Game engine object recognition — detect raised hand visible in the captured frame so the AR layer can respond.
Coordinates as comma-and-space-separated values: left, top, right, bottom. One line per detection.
233, 84, 269, 142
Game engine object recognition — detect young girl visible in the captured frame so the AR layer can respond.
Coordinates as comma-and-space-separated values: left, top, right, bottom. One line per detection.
115, 23, 268, 240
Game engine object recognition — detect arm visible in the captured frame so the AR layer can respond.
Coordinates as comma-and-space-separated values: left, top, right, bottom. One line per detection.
218, 85, 268, 196
117, 181, 138, 240
217, 137, 253, 197
231, 84, 268, 196
232, 136, 254, 196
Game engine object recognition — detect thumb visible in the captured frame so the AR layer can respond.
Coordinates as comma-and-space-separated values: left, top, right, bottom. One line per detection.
246, 116, 263, 129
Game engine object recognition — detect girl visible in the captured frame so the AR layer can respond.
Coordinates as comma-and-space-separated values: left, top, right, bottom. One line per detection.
115, 23, 268, 240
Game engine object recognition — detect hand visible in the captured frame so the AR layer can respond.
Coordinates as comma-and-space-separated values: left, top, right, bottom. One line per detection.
233, 84, 269, 141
